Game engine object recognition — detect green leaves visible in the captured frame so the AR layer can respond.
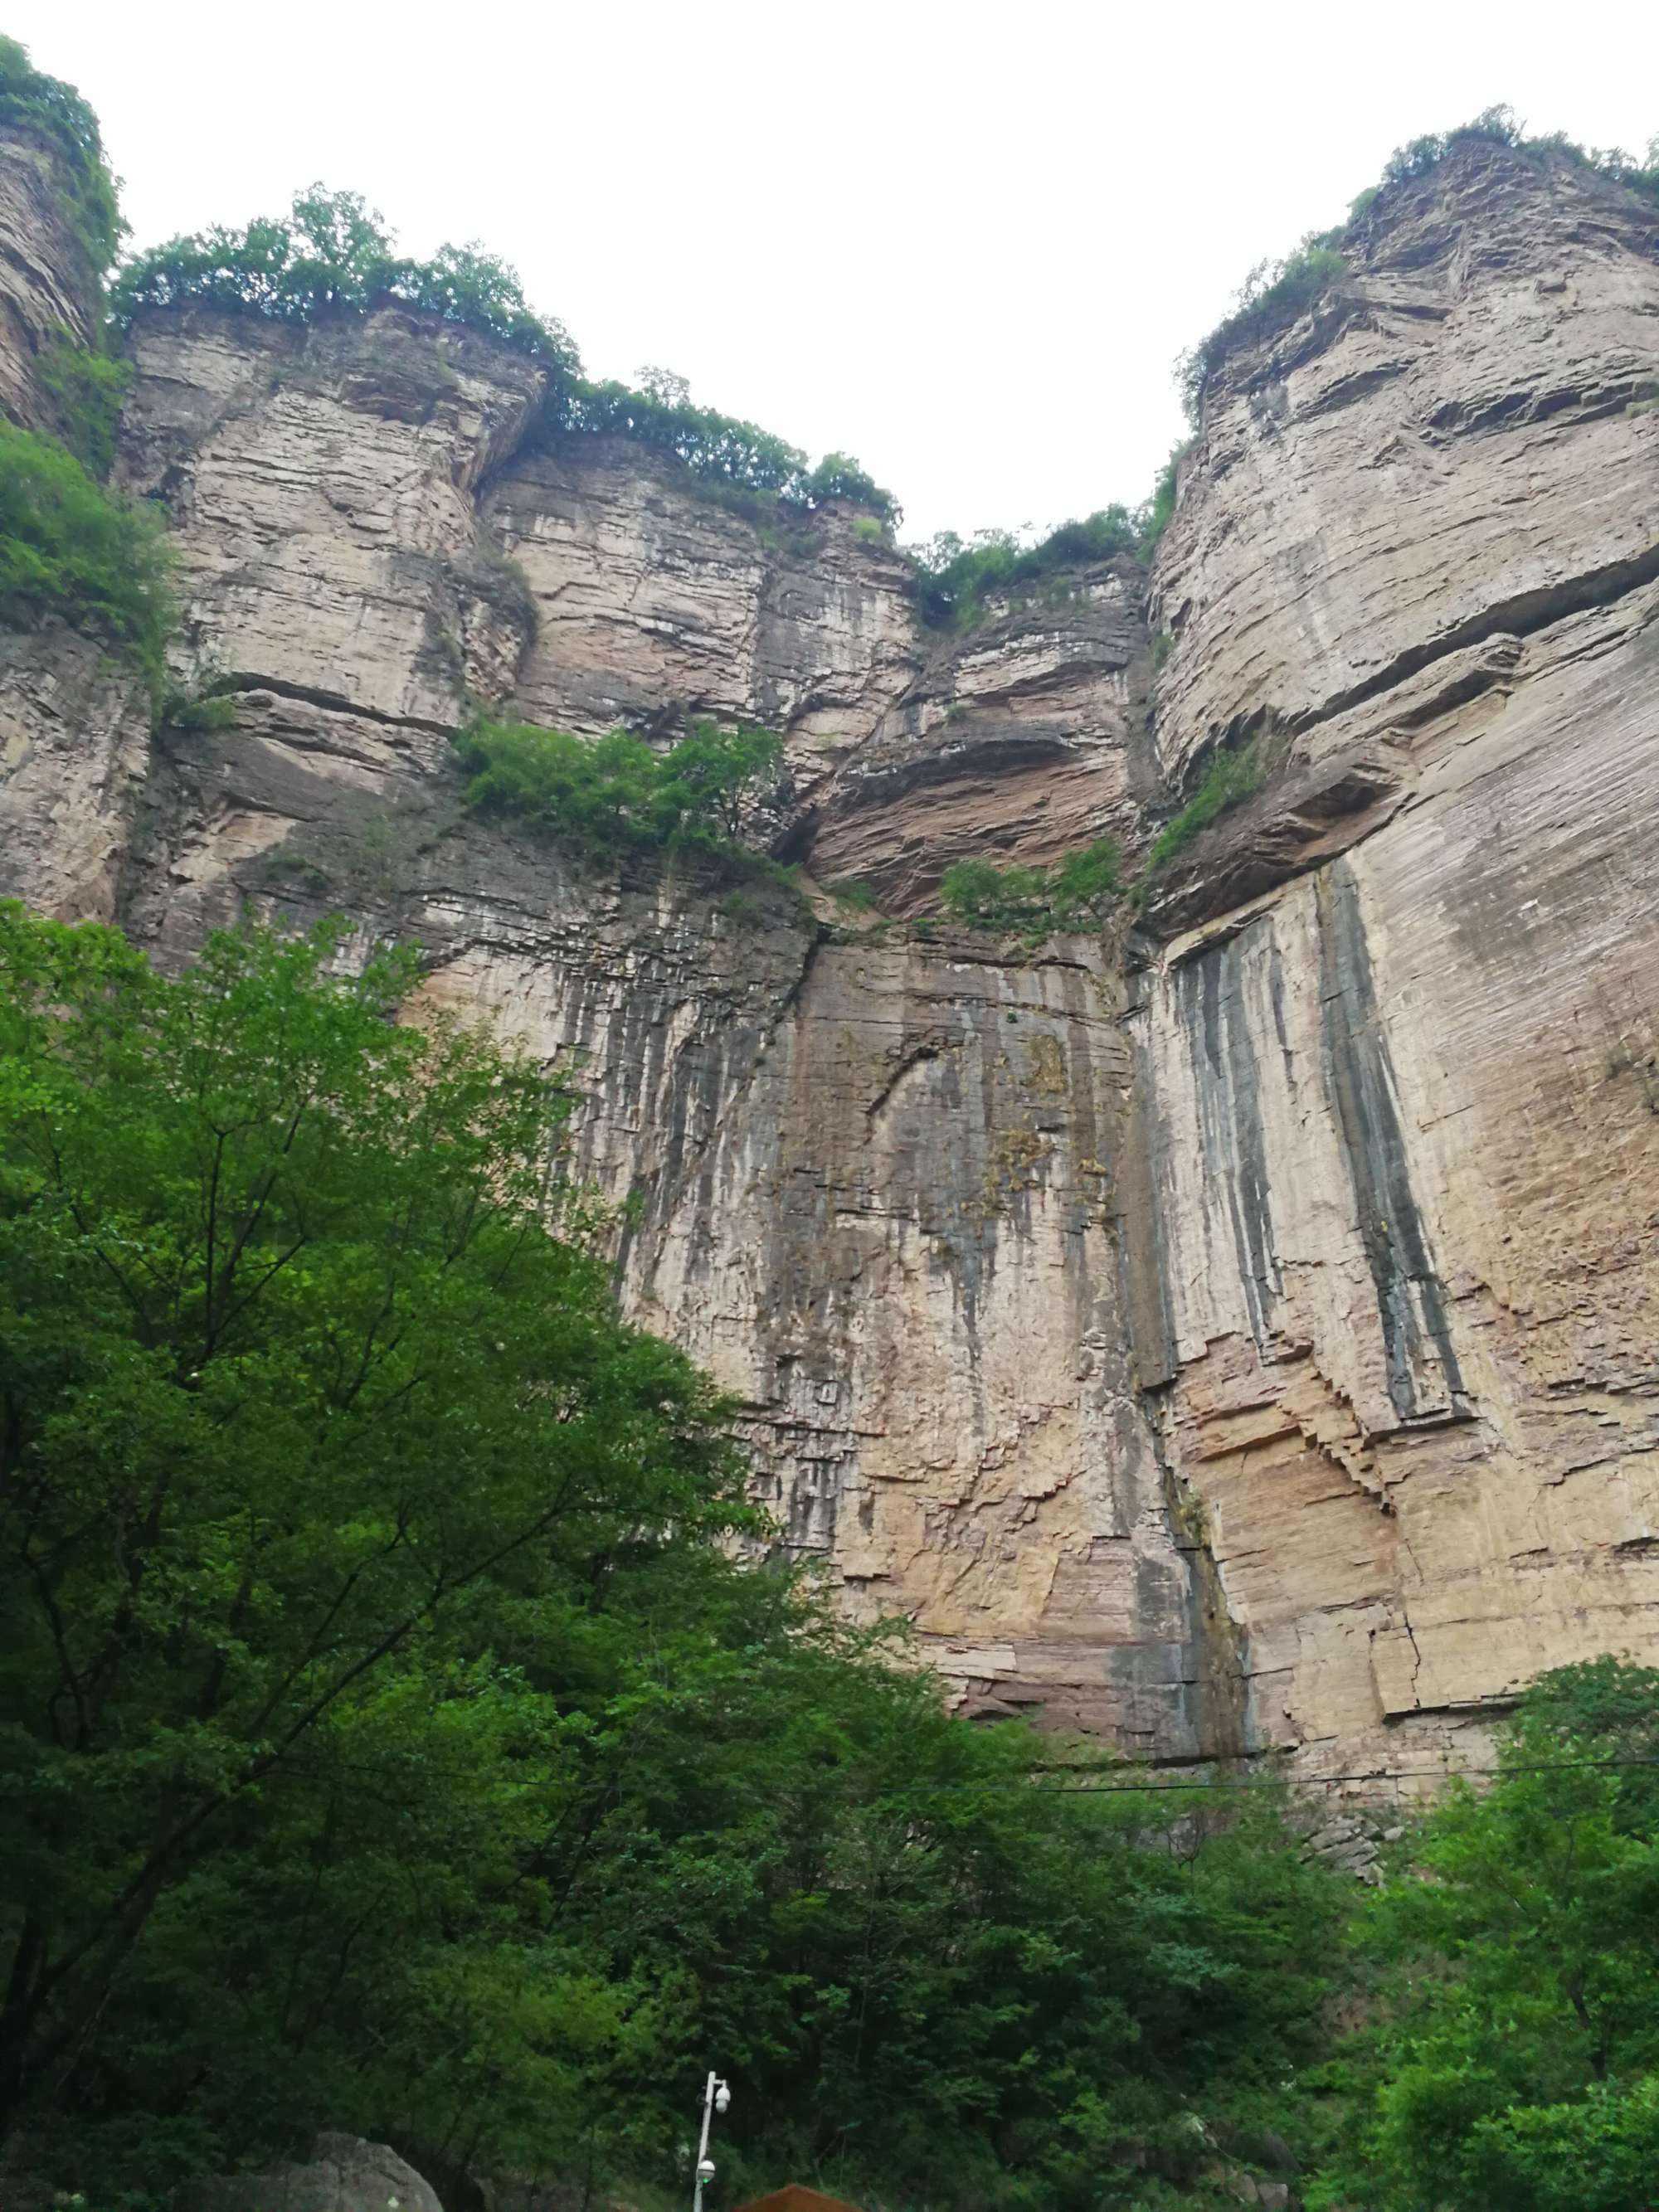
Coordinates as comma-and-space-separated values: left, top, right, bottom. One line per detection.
911, 508, 1144, 630
1316, 1661, 1659, 2212
109, 186, 581, 372
0, 907, 1345, 2210
554, 380, 898, 523
0, 36, 122, 280
1146, 741, 1266, 871
0, 419, 174, 697
940, 837, 1123, 937
454, 715, 783, 857
0, 909, 744, 2161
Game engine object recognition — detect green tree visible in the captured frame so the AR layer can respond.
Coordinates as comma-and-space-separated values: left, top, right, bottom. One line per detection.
1316, 1660, 1659, 2212
110, 187, 580, 371
0, 908, 745, 2162
0, 907, 1341, 2210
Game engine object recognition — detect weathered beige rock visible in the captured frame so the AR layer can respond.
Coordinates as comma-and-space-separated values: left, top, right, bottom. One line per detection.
1151, 141, 1659, 789
1132, 142, 1659, 1775
0, 129, 97, 431
117, 306, 547, 723
808, 563, 1155, 912
3, 134, 1656, 1784
482, 440, 919, 784
0, 628, 150, 919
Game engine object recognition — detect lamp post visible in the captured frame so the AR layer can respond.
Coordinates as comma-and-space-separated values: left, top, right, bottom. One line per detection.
691, 2070, 731, 2212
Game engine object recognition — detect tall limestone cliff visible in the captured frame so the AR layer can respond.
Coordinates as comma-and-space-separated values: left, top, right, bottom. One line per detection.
2, 124, 1655, 1791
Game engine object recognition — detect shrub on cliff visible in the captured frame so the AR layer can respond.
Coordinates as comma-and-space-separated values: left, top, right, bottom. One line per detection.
0, 418, 173, 695
0, 36, 121, 280
941, 836, 1123, 935
36, 332, 129, 477
1146, 741, 1266, 871
912, 507, 1143, 630
1176, 240, 1347, 419
551, 377, 899, 523
454, 713, 783, 855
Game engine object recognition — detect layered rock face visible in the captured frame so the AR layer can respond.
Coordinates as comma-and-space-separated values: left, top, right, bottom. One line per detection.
0, 125, 97, 430
1136, 140, 1659, 1772
1, 134, 1655, 1785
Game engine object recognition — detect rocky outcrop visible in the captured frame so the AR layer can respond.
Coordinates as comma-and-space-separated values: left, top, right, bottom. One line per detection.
1150, 140, 1659, 791
805, 562, 1155, 913
117, 306, 548, 724
2, 134, 1656, 1785
1132, 140, 1659, 1777
0, 628, 149, 919
0, 126, 97, 430
183, 2132, 444, 2212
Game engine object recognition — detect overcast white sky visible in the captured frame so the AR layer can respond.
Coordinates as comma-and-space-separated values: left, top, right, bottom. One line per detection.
19, 1, 1659, 542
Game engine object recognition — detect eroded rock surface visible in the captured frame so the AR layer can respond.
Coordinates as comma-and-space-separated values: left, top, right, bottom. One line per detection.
0, 128, 96, 430
2, 134, 1656, 1782
0, 628, 150, 920
1132, 141, 1659, 1777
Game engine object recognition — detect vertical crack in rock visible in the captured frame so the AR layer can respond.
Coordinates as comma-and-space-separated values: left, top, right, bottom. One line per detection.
1316, 861, 1466, 1422
1179, 923, 1285, 1349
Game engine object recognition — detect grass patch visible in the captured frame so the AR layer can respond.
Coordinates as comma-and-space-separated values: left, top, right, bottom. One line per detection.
161, 684, 238, 732
0, 420, 173, 701
829, 878, 879, 912
1146, 742, 1266, 871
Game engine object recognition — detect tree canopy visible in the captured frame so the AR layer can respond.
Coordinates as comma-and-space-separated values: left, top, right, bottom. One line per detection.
110, 185, 581, 370
1313, 1660, 1659, 2212
0, 905, 1350, 2211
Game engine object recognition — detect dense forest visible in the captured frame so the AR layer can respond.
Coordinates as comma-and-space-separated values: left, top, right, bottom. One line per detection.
2, 908, 1657, 2212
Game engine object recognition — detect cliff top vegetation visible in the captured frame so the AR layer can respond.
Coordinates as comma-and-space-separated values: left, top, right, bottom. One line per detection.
111, 191, 901, 524
0, 35, 120, 280
1180, 106, 1659, 418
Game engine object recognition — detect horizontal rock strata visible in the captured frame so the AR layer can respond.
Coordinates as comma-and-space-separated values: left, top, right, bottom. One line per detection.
2, 134, 1655, 1783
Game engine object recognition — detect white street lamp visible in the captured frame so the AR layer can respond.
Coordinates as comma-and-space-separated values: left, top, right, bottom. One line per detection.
691, 2071, 732, 2212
